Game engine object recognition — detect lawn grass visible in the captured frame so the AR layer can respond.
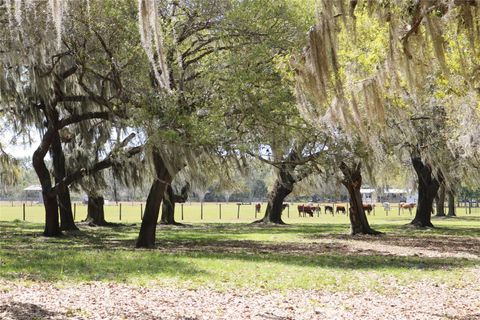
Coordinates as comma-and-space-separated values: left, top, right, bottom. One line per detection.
0, 215, 478, 292
2, 201, 480, 224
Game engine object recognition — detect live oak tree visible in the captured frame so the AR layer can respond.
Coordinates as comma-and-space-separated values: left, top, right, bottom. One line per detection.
206, 0, 326, 225
295, 0, 480, 230
136, 0, 317, 245
0, 0, 144, 236
136, 0, 239, 247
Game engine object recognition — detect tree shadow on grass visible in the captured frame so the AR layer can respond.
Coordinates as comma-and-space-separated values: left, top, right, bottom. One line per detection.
1, 221, 478, 284
305, 230, 480, 256
0, 302, 63, 320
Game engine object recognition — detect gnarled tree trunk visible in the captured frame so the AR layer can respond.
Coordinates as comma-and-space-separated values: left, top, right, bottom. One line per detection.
254, 167, 295, 224
340, 161, 380, 235
410, 157, 442, 228
435, 183, 446, 217
33, 129, 62, 237
85, 195, 107, 226
51, 132, 78, 231
136, 151, 171, 248
160, 183, 189, 225
447, 191, 456, 217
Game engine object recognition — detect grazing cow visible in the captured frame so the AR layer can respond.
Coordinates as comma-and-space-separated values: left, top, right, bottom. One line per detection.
400, 202, 415, 213
336, 205, 346, 214
363, 204, 373, 214
297, 204, 319, 217
255, 203, 261, 214
325, 205, 334, 214
282, 203, 289, 211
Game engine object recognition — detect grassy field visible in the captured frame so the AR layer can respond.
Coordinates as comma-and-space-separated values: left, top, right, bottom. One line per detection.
1, 201, 480, 224
0, 214, 478, 292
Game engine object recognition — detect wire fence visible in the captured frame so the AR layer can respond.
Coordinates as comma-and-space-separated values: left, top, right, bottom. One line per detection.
0, 201, 478, 223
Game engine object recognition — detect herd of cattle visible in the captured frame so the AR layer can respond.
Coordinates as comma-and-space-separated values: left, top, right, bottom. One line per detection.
296, 204, 374, 216
254, 202, 416, 216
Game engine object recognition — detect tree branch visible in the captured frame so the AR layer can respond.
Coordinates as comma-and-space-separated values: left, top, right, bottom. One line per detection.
58, 111, 110, 129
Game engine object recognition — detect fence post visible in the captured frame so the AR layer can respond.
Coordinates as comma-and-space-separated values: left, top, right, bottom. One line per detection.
119, 203, 122, 221
237, 204, 240, 219
23, 203, 26, 221
201, 202, 203, 220
219, 203, 222, 220
181, 203, 184, 220
398, 206, 401, 216
254, 205, 257, 219
140, 203, 143, 220
74, 203, 76, 220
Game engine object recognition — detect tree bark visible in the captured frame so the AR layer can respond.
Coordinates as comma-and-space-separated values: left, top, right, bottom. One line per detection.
447, 191, 456, 216
160, 185, 176, 224
435, 183, 446, 217
85, 195, 107, 226
254, 170, 294, 224
160, 183, 189, 225
410, 156, 442, 228
33, 128, 62, 237
340, 161, 381, 235
136, 151, 171, 248
50, 132, 78, 231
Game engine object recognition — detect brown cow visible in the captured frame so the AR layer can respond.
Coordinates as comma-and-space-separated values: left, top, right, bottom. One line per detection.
400, 202, 415, 213
298, 204, 319, 217
255, 203, 261, 214
325, 205, 334, 214
363, 204, 373, 214
335, 205, 346, 214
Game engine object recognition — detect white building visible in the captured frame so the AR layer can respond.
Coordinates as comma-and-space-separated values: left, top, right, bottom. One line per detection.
360, 188, 376, 204
23, 185, 42, 202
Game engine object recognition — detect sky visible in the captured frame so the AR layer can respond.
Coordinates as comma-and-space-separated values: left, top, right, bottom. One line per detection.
1, 130, 39, 160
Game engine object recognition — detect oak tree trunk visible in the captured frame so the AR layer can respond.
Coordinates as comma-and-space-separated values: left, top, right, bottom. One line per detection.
86, 196, 107, 226
160, 185, 176, 224
254, 170, 294, 224
160, 183, 189, 225
410, 157, 442, 228
51, 132, 78, 231
447, 191, 456, 216
340, 161, 380, 235
33, 144, 62, 237
435, 183, 446, 217
136, 151, 171, 248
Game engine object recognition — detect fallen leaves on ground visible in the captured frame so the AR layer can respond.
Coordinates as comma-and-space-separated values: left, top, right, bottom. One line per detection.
1, 279, 479, 320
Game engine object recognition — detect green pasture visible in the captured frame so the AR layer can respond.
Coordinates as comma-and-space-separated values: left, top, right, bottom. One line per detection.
1, 201, 479, 225
0, 214, 478, 292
